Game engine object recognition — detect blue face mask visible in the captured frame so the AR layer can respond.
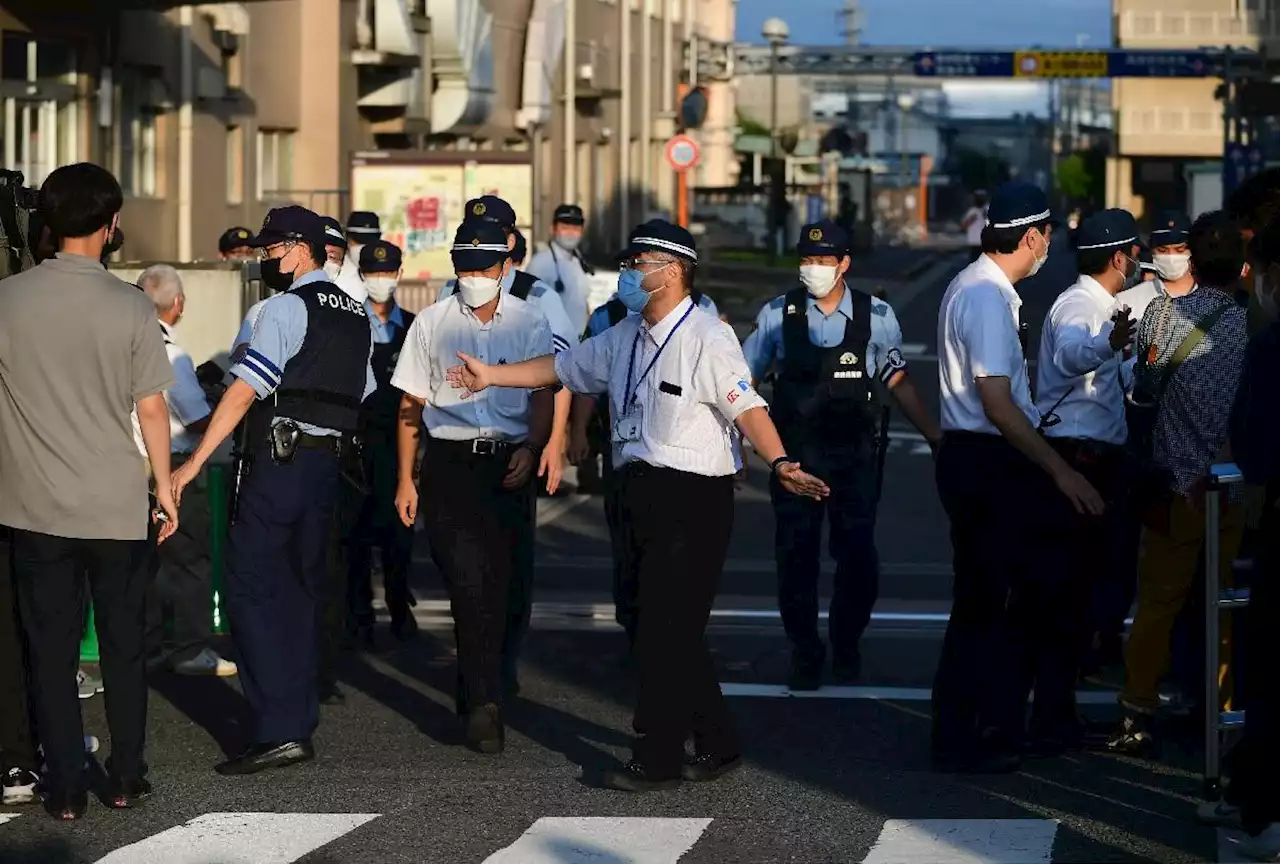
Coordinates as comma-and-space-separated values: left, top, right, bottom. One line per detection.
617, 268, 657, 313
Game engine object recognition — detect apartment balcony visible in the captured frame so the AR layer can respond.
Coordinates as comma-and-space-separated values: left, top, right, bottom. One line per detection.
1116, 9, 1266, 48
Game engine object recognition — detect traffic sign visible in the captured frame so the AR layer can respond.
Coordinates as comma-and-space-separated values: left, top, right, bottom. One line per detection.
1225, 142, 1267, 196
664, 135, 701, 172
913, 49, 1214, 79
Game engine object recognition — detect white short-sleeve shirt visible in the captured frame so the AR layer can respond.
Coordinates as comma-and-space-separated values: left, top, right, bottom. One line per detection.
938, 254, 1040, 434
390, 292, 553, 442
131, 321, 212, 456
554, 296, 767, 476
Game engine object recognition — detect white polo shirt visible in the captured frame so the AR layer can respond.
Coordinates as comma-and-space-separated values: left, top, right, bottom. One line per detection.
938, 254, 1040, 434
1035, 275, 1127, 445
390, 291, 552, 442
553, 296, 767, 476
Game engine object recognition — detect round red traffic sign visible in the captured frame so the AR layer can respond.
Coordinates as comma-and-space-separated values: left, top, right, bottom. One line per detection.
665, 135, 701, 172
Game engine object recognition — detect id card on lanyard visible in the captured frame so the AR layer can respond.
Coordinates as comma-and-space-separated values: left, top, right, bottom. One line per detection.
613, 303, 694, 443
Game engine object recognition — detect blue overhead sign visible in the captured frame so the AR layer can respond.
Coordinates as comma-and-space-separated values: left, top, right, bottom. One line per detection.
913, 50, 1214, 79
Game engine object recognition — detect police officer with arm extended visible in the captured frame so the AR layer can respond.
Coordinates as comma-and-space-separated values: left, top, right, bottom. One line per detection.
742, 219, 943, 691
447, 220, 830, 792
171, 205, 374, 775
932, 182, 1105, 773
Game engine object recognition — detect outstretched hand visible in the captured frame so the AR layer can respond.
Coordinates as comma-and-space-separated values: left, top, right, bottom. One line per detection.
777, 462, 830, 500
445, 352, 491, 399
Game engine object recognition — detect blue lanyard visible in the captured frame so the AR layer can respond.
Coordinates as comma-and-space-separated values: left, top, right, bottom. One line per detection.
623, 302, 694, 412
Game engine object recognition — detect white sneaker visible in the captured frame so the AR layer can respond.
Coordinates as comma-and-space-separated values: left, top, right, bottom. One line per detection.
1237, 824, 1280, 861
84, 734, 99, 755
2, 766, 39, 805
172, 647, 237, 677
76, 668, 103, 700
1197, 798, 1243, 828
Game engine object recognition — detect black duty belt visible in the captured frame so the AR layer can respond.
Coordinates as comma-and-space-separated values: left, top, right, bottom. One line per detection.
296, 432, 343, 454
429, 437, 516, 457
1047, 436, 1125, 465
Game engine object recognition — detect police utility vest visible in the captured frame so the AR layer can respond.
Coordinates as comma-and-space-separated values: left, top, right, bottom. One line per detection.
772, 285, 877, 455
273, 281, 372, 433
363, 308, 416, 439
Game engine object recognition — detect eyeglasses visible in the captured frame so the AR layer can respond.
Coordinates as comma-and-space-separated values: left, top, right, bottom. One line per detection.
620, 258, 670, 272
258, 241, 298, 261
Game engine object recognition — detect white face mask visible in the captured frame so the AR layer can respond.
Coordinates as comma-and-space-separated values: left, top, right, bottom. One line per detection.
365, 275, 396, 303
1026, 232, 1050, 279
457, 275, 502, 308
799, 264, 840, 299
1153, 252, 1191, 282
348, 242, 363, 261
322, 260, 342, 281
553, 233, 581, 252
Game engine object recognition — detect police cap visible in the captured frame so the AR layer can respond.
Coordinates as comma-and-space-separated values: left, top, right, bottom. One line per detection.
797, 220, 849, 257
345, 211, 381, 238
985, 181, 1052, 230
1076, 208, 1142, 254
1148, 210, 1192, 247
616, 219, 697, 263
553, 203, 585, 225
359, 239, 402, 273
218, 226, 254, 254
245, 206, 327, 250
451, 220, 510, 272
320, 216, 347, 250
464, 195, 517, 230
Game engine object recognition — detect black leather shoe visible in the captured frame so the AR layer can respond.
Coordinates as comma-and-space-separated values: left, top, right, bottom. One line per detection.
103, 776, 153, 809
42, 788, 88, 821
215, 740, 314, 776
389, 612, 418, 642
465, 704, 504, 754
602, 760, 682, 793
681, 753, 742, 783
788, 657, 823, 692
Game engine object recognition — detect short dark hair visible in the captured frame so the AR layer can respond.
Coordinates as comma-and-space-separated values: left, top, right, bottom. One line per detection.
1077, 246, 1123, 277
1227, 167, 1280, 232
38, 163, 123, 239
1188, 210, 1246, 289
980, 220, 1048, 255
306, 241, 325, 267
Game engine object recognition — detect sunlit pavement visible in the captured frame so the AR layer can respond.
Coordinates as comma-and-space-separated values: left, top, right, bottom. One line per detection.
0, 243, 1225, 862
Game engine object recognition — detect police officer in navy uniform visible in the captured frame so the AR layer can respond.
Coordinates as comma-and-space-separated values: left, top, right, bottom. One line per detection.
347, 240, 417, 645
172, 205, 374, 775
743, 220, 941, 690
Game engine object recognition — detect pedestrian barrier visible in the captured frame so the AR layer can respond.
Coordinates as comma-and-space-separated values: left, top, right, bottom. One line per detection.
1205, 461, 1246, 800
77, 464, 229, 662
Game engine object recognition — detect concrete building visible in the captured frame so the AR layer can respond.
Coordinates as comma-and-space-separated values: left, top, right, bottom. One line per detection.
1110, 0, 1262, 219
0, 0, 735, 263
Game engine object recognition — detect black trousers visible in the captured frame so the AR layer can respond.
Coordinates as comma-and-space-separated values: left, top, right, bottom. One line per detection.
347, 439, 414, 627
0, 526, 38, 773
932, 432, 1057, 752
601, 452, 638, 642
772, 440, 880, 668
421, 439, 535, 714
621, 462, 739, 778
10, 528, 150, 792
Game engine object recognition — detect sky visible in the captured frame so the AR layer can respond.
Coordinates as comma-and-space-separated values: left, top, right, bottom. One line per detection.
734, 0, 1114, 117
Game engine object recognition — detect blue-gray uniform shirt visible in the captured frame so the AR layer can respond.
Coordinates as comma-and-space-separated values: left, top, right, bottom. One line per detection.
229, 269, 377, 436
366, 300, 407, 344
584, 292, 720, 339
438, 269, 575, 353
742, 287, 908, 385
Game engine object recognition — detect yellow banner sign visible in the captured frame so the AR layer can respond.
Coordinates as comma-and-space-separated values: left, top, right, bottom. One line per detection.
1013, 51, 1108, 78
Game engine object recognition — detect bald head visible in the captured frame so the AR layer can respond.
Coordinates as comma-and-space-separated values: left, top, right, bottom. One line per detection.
138, 264, 185, 324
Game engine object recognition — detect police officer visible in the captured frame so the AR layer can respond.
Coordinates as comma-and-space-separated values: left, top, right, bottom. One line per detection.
347, 239, 417, 645
391, 219, 554, 753
172, 205, 374, 775
335, 211, 380, 302
932, 181, 1104, 773
743, 219, 942, 691
1116, 211, 1195, 324
219, 226, 255, 262
526, 204, 593, 336
447, 219, 829, 792
567, 223, 723, 640
320, 216, 348, 282
1032, 208, 1141, 751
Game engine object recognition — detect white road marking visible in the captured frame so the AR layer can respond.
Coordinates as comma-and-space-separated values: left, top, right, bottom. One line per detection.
720, 683, 1119, 705
93, 813, 380, 864
483, 817, 713, 864
536, 493, 592, 528
864, 818, 1059, 864
0, 814, 21, 826
901, 343, 929, 356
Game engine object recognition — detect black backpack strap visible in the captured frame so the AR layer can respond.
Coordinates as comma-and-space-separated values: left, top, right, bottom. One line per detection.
510, 270, 537, 301
781, 286, 811, 372
691, 289, 704, 309
606, 298, 628, 327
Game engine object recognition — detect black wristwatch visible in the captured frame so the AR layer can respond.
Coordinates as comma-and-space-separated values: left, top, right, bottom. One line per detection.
770, 456, 795, 473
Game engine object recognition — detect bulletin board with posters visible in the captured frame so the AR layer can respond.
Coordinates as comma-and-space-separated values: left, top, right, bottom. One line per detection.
349, 152, 533, 283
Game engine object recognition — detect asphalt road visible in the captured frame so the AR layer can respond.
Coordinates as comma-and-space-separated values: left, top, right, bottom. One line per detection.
0, 245, 1232, 863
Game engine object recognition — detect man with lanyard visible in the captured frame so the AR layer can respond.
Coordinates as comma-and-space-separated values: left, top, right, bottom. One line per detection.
526, 204, 593, 337
567, 221, 722, 644
1116, 211, 1195, 325
391, 219, 554, 753
347, 239, 417, 646
742, 219, 942, 691
172, 206, 375, 776
335, 211, 379, 303
446, 219, 829, 792
933, 181, 1104, 774
1031, 209, 1141, 754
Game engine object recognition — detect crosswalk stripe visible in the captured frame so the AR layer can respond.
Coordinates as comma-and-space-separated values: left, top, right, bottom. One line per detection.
92, 812, 380, 864
864, 819, 1059, 863
720, 683, 1120, 704
482, 817, 713, 863
0, 814, 21, 826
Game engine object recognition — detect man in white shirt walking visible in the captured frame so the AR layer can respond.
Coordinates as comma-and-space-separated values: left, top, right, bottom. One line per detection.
526, 204, 593, 336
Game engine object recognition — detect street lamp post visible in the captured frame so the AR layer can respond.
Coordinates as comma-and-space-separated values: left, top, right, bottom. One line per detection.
896, 92, 915, 190
762, 18, 789, 261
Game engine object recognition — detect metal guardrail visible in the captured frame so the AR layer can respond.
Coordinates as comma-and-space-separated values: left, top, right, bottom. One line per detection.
1205, 461, 1246, 799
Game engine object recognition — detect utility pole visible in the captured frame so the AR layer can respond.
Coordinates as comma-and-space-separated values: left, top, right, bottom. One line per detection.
841, 0, 861, 129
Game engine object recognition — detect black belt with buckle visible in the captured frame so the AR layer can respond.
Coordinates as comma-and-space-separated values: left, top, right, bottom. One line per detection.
430, 437, 515, 457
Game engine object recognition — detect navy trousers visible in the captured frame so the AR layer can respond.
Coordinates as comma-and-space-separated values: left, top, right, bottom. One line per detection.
227, 446, 339, 744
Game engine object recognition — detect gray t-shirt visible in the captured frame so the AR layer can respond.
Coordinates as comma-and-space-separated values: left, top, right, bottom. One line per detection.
0, 253, 174, 540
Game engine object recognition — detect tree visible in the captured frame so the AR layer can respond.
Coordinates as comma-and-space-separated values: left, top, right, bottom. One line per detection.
1055, 153, 1093, 202
953, 147, 1010, 193
736, 110, 770, 138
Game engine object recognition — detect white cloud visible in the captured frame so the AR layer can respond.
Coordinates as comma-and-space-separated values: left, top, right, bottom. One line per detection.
942, 81, 1051, 118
